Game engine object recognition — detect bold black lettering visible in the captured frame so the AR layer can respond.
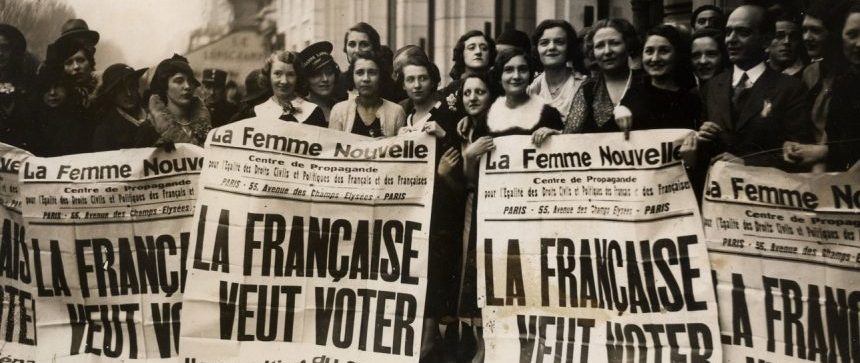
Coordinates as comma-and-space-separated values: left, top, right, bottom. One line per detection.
505, 239, 526, 306
678, 235, 706, 310
285, 216, 305, 277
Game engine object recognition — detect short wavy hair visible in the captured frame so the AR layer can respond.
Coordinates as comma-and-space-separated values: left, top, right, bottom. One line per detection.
645, 24, 696, 90
449, 30, 497, 80
491, 47, 537, 95
585, 18, 642, 63
398, 54, 440, 90
532, 19, 588, 74
455, 72, 498, 117
345, 50, 395, 96
261, 50, 306, 96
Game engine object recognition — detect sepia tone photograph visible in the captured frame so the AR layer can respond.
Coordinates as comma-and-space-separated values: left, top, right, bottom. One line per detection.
0, 0, 857, 362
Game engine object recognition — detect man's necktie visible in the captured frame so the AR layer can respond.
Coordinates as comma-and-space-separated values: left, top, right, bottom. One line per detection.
732, 72, 749, 111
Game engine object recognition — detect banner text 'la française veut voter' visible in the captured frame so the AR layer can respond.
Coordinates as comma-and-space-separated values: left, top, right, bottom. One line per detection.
704, 161, 860, 362
180, 120, 434, 363
20, 145, 203, 362
477, 129, 722, 363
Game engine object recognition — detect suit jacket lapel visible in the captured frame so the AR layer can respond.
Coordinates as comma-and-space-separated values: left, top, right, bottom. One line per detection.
736, 69, 776, 130
708, 72, 733, 131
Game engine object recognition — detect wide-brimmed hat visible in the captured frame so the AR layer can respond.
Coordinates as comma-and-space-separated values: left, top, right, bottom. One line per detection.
298, 41, 338, 74
0, 24, 26, 55
57, 18, 99, 47
150, 54, 200, 95
94, 63, 147, 102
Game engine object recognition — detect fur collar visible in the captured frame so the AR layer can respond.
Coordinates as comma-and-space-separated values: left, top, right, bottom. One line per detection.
148, 94, 211, 146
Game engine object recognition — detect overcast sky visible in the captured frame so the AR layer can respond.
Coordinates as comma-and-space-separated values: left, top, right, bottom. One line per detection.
64, 0, 206, 68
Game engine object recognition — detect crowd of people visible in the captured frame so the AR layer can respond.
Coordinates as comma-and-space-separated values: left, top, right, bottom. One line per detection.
0, 0, 859, 361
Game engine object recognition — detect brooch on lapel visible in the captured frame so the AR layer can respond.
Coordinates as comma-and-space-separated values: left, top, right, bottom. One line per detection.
760, 99, 772, 118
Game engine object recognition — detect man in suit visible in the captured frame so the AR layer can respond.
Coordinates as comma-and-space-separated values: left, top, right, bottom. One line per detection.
696, 3, 814, 170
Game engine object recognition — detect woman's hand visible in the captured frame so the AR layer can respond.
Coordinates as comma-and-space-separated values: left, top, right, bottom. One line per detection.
423, 121, 446, 139
457, 117, 473, 139
437, 147, 461, 177
463, 136, 494, 161
783, 142, 828, 166
697, 121, 723, 143
531, 127, 560, 147
679, 133, 698, 169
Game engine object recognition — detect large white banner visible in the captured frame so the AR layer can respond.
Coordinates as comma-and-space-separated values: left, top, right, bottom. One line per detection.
180, 120, 434, 363
704, 161, 860, 362
21, 145, 203, 362
477, 130, 722, 362
0, 143, 35, 363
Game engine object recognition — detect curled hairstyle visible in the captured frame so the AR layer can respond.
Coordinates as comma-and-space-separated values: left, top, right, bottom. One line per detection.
261, 50, 306, 96
531, 19, 588, 74
342, 22, 382, 54
449, 30, 497, 80
398, 55, 440, 89
491, 47, 537, 95
691, 5, 725, 28
345, 50, 395, 95
586, 18, 642, 62
645, 24, 697, 90
455, 72, 498, 117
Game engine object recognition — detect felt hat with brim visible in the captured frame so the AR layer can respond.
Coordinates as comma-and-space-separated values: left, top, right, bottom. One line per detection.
57, 18, 99, 47
94, 63, 148, 102
241, 68, 270, 103
0, 24, 26, 55
298, 41, 338, 74
33, 64, 69, 93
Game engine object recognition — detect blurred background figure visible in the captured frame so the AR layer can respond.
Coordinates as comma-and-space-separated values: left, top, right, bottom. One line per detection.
200, 68, 237, 127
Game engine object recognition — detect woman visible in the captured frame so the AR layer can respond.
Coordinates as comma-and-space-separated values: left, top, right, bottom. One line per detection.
0, 24, 36, 149
785, 3, 860, 171
136, 54, 210, 147
250, 50, 327, 127
299, 41, 344, 121
690, 28, 729, 85
91, 63, 149, 151
329, 50, 405, 137
30, 65, 90, 156
440, 31, 497, 116
565, 18, 644, 134
46, 37, 98, 109
633, 24, 701, 130
528, 19, 588, 120
484, 47, 563, 144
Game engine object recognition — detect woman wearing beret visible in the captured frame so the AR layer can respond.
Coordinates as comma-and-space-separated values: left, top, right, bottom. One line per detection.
0, 24, 36, 149
136, 54, 210, 147
329, 50, 405, 137
91, 63, 149, 151
299, 42, 343, 122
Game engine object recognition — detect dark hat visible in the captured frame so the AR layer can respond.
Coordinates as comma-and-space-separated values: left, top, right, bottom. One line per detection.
241, 68, 270, 103
202, 68, 227, 87
45, 38, 92, 66
0, 24, 26, 55
94, 63, 147, 102
495, 29, 531, 52
298, 41, 338, 74
57, 18, 99, 47
150, 53, 200, 95
33, 64, 68, 93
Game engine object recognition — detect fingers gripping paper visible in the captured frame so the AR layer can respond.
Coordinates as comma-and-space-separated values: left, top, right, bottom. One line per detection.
180, 120, 434, 363
20, 145, 203, 362
476, 130, 722, 362
703, 161, 860, 362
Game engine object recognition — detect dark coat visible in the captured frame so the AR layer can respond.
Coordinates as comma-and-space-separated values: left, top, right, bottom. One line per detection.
702, 67, 814, 170
207, 100, 238, 128
91, 108, 148, 152
825, 72, 860, 171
